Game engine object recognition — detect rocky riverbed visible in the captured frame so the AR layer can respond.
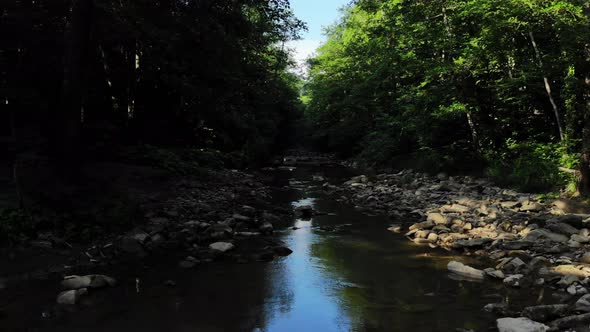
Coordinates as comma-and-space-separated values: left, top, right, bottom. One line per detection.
331, 170, 590, 331
0, 165, 295, 318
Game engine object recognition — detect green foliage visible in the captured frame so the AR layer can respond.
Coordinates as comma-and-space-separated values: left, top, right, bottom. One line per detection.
485, 140, 580, 192
304, 0, 590, 191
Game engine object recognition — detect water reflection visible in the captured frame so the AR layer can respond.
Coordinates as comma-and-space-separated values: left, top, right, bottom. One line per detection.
256, 168, 555, 332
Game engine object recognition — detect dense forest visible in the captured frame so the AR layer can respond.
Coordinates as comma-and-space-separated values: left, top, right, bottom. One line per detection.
304, 0, 590, 193
1, 0, 590, 243
1, 0, 305, 166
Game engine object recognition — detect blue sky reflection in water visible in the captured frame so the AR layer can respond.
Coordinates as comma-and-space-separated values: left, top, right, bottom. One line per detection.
259, 199, 352, 332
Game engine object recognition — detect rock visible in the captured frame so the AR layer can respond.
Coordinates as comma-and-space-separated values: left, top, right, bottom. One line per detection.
56, 288, 88, 305
427, 232, 439, 242
520, 201, 543, 212
552, 265, 590, 278
503, 274, 524, 287
452, 238, 493, 249
484, 302, 510, 315
525, 229, 569, 243
442, 204, 470, 213
409, 220, 435, 231
504, 257, 527, 273
571, 234, 590, 244
272, 246, 293, 256
557, 275, 580, 287
179, 260, 197, 269
522, 304, 569, 322
502, 240, 534, 250
209, 242, 235, 252
545, 222, 579, 236
497, 317, 548, 332
61, 275, 116, 290
580, 252, 590, 264
130, 229, 150, 243
549, 214, 585, 228
259, 222, 274, 234
447, 261, 485, 279
548, 313, 590, 331
484, 268, 505, 279
567, 284, 588, 295
427, 213, 450, 225
232, 213, 252, 223
574, 294, 590, 312
388, 224, 402, 233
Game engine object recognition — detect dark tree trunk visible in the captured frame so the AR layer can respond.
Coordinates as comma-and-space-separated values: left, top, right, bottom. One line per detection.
580, 42, 590, 195
57, 0, 92, 170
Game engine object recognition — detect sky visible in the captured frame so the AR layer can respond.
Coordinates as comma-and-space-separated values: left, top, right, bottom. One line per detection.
285, 0, 350, 74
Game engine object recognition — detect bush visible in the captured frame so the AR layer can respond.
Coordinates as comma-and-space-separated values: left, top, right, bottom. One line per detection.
485, 140, 579, 192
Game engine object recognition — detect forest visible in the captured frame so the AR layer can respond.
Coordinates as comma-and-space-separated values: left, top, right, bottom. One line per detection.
304, 0, 590, 193
1, 0, 305, 166
3, 1, 590, 331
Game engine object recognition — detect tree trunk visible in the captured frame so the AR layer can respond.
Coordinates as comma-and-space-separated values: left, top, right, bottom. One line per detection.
58, 0, 92, 169
528, 30, 565, 141
579, 42, 590, 195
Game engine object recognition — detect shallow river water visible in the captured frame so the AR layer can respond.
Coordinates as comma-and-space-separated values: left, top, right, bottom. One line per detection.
2, 166, 556, 331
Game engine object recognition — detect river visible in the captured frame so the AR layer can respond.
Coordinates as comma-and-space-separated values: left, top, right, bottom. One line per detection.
2, 165, 555, 331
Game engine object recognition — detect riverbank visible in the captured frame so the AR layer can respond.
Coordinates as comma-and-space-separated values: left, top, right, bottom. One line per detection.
331, 169, 590, 330
0, 159, 297, 324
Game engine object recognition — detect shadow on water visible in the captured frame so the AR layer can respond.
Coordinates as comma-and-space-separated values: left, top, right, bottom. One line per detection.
1, 165, 555, 331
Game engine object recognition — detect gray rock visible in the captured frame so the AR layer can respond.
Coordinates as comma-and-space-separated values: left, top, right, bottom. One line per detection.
209, 242, 235, 252
571, 234, 590, 244
232, 213, 252, 222
548, 313, 590, 331
61, 275, 116, 290
56, 288, 88, 305
525, 229, 569, 243
259, 222, 274, 234
522, 304, 569, 322
574, 294, 590, 312
502, 240, 534, 250
447, 261, 485, 279
546, 222, 579, 236
503, 274, 524, 287
497, 317, 548, 332
484, 302, 509, 315
548, 215, 585, 228
452, 238, 493, 249
484, 268, 505, 279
